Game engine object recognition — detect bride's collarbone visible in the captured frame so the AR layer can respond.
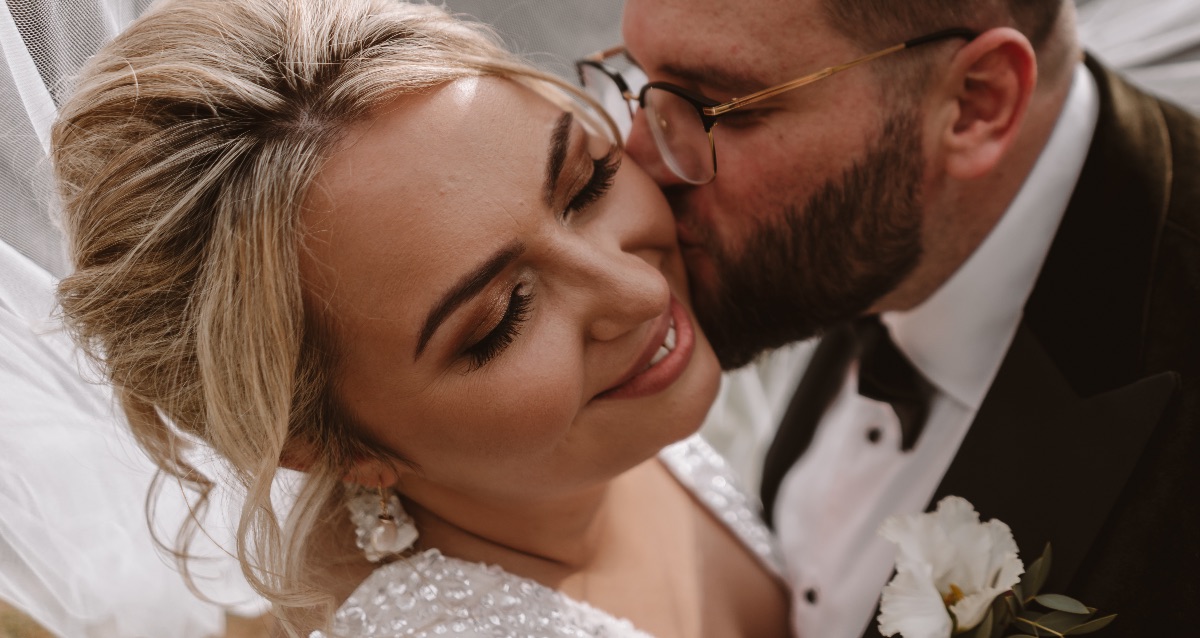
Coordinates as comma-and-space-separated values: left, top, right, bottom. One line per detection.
695, 509, 792, 638
575, 459, 787, 638
587, 464, 706, 638
354, 460, 786, 638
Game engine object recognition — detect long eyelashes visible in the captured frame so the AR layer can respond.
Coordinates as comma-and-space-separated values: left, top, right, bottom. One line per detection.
464, 285, 533, 371
463, 149, 620, 372
564, 149, 621, 216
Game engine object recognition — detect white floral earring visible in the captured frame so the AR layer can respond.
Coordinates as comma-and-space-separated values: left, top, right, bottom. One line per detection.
348, 484, 419, 562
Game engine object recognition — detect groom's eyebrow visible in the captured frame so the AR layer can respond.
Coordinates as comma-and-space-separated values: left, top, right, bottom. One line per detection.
659, 60, 768, 96
544, 111, 574, 207
415, 240, 527, 359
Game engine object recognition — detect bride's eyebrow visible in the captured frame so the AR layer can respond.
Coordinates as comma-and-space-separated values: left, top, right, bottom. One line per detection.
543, 111, 574, 207
413, 111, 571, 360
414, 240, 527, 360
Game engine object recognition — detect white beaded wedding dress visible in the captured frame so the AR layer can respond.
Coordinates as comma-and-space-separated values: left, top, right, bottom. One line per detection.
311, 436, 781, 638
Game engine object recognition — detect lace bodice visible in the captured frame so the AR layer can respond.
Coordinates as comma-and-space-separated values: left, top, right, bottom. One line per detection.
311, 435, 782, 638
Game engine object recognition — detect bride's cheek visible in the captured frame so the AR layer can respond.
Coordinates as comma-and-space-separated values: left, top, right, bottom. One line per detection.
460, 362, 584, 442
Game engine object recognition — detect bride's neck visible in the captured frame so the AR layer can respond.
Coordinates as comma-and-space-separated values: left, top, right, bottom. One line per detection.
402, 457, 657, 573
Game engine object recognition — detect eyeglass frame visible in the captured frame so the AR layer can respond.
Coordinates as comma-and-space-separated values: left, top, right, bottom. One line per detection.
575, 27, 980, 184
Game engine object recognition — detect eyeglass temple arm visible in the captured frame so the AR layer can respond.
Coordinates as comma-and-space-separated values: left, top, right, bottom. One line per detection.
581, 44, 629, 64
706, 27, 979, 117
905, 27, 978, 48
577, 45, 641, 102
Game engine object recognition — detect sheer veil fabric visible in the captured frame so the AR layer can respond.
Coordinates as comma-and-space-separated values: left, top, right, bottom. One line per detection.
1076, 0, 1200, 109
1, 3, 266, 637
0, 0, 1196, 636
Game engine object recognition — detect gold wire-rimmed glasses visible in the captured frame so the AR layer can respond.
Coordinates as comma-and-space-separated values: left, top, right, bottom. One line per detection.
575, 28, 979, 185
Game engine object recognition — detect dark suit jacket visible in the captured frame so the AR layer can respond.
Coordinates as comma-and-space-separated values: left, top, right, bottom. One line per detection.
764, 57, 1200, 638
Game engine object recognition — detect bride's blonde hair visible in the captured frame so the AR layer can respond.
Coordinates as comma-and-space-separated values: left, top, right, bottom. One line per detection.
52, 0, 610, 632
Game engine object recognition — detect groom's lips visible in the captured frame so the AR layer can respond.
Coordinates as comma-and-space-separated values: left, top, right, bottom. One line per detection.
595, 295, 694, 401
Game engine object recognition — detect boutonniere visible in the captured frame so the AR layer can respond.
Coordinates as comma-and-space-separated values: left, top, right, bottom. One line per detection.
876, 496, 1115, 638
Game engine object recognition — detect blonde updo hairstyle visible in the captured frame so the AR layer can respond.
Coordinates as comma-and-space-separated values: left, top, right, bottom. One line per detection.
52, 0, 610, 632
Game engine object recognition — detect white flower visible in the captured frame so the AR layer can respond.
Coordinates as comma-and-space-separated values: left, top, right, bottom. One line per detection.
877, 496, 1025, 638
876, 561, 955, 638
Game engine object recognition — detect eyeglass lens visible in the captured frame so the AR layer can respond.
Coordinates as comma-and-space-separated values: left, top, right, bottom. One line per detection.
642, 88, 714, 184
578, 64, 635, 139
580, 63, 711, 184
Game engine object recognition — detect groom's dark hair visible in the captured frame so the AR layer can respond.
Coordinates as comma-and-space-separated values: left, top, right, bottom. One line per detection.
822, 0, 1064, 49
820, 0, 1066, 97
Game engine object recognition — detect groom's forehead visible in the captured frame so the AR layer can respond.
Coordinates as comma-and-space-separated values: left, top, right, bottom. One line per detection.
625, 0, 825, 38
624, 0, 835, 86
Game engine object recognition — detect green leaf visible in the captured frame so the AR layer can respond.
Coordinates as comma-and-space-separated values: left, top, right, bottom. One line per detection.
1004, 593, 1022, 619
1063, 614, 1116, 635
1010, 615, 1045, 636
1035, 594, 1090, 615
1020, 544, 1052, 599
966, 608, 995, 638
1035, 611, 1094, 632
993, 593, 1014, 626
1017, 610, 1045, 622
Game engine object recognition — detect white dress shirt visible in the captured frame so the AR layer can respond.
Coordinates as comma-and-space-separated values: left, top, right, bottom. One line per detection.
699, 63, 1100, 638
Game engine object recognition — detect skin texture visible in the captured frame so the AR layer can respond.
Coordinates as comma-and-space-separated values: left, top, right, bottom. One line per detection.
299, 77, 789, 638
623, 0, 1069, 369
302, 75, 720, 542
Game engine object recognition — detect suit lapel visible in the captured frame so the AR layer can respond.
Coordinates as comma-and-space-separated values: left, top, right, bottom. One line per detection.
862, 58, 1186, 638
933, 56, 1183, 590
932, 324, 1178, 591
1022, 57, 1174, 397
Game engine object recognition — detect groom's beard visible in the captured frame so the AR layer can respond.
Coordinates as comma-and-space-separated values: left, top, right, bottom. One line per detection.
686, 113, 926, 370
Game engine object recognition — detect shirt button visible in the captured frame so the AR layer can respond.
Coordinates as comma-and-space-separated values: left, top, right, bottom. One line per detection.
805, 588, 819, 605
866, 426, 883, 444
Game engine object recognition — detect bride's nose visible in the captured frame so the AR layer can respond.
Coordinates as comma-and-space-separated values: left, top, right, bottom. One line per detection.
563, 156, 679, 342
573, 245, 672, 343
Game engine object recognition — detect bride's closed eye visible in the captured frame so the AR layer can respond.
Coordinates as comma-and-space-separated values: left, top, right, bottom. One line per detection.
563, 150, 620, 219
463, 284, 533, 371
462, 143, 620, 372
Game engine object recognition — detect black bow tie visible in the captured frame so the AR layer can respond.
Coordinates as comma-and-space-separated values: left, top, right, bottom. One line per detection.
759, 316, 937, 527
853, 316, 937, 452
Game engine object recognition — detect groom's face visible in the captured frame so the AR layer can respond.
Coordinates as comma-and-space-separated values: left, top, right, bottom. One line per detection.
623, 0, 928, 369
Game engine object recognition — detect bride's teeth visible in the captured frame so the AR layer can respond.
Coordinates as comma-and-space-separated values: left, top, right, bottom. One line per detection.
649, 345, 670, 367
642, 316, 679, 371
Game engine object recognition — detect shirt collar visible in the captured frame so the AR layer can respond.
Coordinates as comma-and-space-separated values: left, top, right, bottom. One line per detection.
880, 63, 1100, 410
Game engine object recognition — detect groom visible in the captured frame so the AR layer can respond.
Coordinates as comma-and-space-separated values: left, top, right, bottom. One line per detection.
618, 0, 1199, 636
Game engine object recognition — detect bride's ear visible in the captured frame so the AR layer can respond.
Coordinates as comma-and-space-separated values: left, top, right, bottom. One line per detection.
342, 457, 402, 488
279, 437, 325, 474
279, 440, 402, 488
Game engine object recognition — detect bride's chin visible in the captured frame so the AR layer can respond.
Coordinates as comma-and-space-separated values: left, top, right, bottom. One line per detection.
658, 339, 723, 445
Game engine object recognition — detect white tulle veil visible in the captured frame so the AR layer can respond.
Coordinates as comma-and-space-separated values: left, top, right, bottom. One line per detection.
0, 0, 1197, 636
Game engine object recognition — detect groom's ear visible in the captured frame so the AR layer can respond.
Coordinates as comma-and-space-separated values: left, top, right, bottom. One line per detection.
931, 27, 1037, 180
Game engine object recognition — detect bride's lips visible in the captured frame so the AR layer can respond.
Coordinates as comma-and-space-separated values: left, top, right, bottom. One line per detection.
596, 295, 695, 401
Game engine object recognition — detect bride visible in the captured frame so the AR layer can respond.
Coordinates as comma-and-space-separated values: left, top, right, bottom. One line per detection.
48, 0, 790, 636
